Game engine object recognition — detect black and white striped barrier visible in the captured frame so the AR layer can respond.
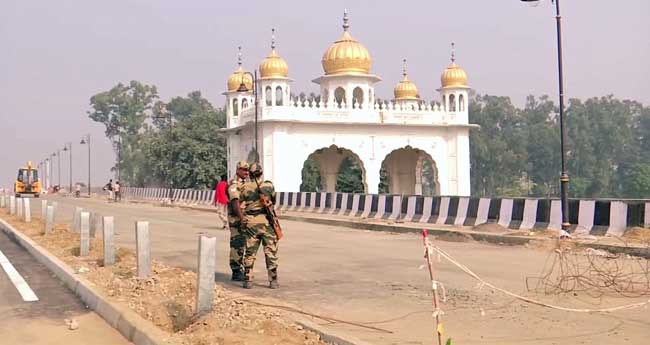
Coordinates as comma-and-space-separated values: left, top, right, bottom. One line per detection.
121, 188, 649, 236
275, 192, 649, 236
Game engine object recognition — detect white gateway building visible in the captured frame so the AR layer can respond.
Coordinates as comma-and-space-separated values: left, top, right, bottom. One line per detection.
222, 12, 475, 196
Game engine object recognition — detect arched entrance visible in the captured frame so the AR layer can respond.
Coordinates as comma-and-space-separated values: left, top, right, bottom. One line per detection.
379, 146, 439, 195
300, 145, 367, 193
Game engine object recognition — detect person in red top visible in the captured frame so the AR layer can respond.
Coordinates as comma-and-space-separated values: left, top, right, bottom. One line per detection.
215, 175, 229, 229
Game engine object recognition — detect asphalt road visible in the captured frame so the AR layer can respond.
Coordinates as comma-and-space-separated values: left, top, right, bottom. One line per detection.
0, 230, 131, 345
46, 195, 650, 345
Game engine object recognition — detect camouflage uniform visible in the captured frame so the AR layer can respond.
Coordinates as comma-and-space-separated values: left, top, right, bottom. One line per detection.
226, 174, 247, 274
241, 177, 278, 283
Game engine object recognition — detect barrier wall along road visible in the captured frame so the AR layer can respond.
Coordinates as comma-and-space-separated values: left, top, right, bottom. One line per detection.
121, 187, 650, 236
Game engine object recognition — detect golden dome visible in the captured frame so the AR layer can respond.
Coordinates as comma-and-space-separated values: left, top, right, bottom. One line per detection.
227, 47, 253, 92
440, 44, 468, 88
440, 62, 468, 88
321, 11, 372, 75
259, 30, 289, 78
259, 50, 288, 78
394, 59, 419, 100
227, 66, 253, 92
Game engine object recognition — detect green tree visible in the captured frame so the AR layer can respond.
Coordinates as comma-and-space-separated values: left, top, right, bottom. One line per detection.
336, 157, 365, 193
300, 158, 322, 192
143, 91, 226, 189
88, 81, 159, 185
469, 94, 527, 196
520, 95, 560, 197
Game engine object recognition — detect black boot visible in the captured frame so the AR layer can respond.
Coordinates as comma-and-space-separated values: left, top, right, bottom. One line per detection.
269, 279, 279, 289
243, 281, 253, 289
231, 269, 245, 281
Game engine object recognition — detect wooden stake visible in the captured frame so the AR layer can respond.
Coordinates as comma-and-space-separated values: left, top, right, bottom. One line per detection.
422, 229, 443, 345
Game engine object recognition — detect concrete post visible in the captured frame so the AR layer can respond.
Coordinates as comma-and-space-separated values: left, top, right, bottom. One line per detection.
102, 216, 115, 266
195, 235, 217, 315
16, 198, 23, 218
50, 201, 58, 223
73, 207, 83, 233
41, 200, 48, 219
45, 206, 54, 234
9, 196, 16, 215
0, 195, 5, 208
135, 221, 151, 278
23, 198, 31, 223
80, 212, 90, 256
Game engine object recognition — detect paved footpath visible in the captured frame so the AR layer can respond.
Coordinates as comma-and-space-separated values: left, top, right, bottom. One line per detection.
48, 196, 649, 345
0, 230, 131, 345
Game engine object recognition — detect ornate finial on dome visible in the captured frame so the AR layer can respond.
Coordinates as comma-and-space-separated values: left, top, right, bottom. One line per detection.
342, 9, 349, 31
441, 42, 469, 88
237, 46, 243, 67
450, 42, 456, 63
394, 58, 418, 100
259, 29, 289, 78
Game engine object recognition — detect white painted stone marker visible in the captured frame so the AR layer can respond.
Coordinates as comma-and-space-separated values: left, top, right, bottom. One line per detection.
80, 212, 90, 256
73, 207, 83, 233
135, 221, 151, 278
23, 198, 31, 223
16, 198, 23, 218
195, 235, 216, 315
102, 217, 115, 266
50, 201, 58, 223
0, 195, 5, 208
45, 206, 54, 234
9, 196, 16, 215
41, 200, 48, 219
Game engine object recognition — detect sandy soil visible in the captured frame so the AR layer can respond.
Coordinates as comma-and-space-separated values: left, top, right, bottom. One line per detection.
0, 209, 327, 345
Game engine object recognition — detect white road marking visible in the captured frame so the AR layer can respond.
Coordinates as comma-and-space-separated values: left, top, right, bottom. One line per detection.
0, 249, 39, 302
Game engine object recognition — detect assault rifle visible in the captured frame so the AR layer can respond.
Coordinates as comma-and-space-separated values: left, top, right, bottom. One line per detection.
255, 179, 283, 241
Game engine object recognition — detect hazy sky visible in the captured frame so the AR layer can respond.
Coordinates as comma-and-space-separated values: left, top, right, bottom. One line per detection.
1, 0, 648, 189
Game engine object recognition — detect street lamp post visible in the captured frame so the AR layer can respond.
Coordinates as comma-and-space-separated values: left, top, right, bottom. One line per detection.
63, 142, 73, 194
237, 70, 259, 161
80, 134, 91, 196
50, 153, 56, 189
57, 149, 61, 187
520, 0, 570, 231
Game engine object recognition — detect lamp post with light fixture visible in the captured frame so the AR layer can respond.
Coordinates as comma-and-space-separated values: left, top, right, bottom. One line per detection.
519, 0, 570, 231
80, 134, 91, 196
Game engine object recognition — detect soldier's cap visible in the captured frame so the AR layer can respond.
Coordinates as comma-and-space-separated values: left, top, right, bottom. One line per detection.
236, 161, 250, 170
249, 162, 263, 175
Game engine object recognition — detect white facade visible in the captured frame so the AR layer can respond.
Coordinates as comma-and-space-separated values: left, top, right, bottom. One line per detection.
222, 15, 475, 196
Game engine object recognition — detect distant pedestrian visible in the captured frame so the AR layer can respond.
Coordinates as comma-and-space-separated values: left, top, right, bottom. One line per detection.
215, 175, 228, 228
103, 179, 113, 201
114, 181, 121, 202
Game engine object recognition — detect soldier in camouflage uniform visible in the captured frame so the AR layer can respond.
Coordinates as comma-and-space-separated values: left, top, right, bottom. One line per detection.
241, 163, 279, 289
226, 161, 249, 281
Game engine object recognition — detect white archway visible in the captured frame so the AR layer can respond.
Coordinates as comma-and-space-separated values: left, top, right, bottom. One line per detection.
301, 145, 367, 193
379, 146, 439, 195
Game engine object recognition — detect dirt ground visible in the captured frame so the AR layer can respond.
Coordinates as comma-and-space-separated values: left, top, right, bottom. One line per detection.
0, 209, 327, 345
35, 197, 650, 345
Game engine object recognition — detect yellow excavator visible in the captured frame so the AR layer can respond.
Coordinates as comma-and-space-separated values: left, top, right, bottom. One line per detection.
15, 161, 41, 197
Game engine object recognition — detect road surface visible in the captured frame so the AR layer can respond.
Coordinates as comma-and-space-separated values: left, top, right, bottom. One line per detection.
0, 230, 131, 345
46, 195, 649, 345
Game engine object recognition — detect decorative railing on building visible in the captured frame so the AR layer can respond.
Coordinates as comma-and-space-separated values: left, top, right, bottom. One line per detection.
231, 99, 462, 128
122, 187, 649, 237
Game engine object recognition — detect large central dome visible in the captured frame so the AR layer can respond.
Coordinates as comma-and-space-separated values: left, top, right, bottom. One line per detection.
321, 11, 372, 75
